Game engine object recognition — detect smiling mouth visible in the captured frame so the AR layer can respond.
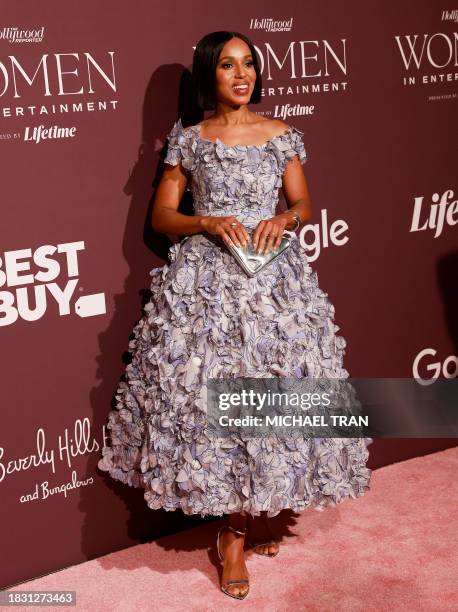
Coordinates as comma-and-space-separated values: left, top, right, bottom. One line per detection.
232, 84, 249, 94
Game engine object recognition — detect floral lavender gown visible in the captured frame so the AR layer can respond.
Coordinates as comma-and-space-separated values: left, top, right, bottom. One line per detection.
98, 118, 372, 517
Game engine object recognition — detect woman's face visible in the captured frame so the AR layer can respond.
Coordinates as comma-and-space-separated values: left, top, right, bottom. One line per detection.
214, 37, 257, 107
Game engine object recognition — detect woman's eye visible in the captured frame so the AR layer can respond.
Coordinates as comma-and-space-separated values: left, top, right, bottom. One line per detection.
221, 61, 254, 69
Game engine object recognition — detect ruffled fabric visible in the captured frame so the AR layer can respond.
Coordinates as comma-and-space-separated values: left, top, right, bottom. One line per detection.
98, 119, 372, 518
164, 118, 308, 221
163, 118, 197, 172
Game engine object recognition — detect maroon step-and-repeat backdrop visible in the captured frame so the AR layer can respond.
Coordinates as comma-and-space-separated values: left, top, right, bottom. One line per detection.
1, 0, 456, 589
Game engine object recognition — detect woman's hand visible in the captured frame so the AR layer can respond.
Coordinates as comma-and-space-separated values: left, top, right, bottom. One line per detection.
252, 216, 288, 254
200, 215, 249, 248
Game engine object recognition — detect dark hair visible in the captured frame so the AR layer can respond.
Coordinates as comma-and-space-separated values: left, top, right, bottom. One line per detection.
191, 31, 262, 110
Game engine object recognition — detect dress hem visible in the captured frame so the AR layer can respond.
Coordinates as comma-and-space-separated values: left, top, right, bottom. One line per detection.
97, 450, 373, 519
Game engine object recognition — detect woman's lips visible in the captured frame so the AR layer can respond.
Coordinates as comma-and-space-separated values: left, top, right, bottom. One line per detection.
232, 84, 249, 96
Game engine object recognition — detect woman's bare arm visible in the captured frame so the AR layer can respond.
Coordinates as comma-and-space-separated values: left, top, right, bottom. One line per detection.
151, 163, 206, 234
278, 155, 312, 229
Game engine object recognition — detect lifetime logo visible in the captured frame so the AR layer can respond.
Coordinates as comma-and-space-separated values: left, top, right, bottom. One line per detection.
410, 189, 458, 238
0, 240, 106, 326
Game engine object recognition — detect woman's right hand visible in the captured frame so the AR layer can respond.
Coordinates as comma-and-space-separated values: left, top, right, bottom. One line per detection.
200, 215, 249, 248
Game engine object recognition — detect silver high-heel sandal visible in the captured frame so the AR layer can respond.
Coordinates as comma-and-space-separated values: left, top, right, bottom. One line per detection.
247, 515, 279, 557
216, 524, 250, 600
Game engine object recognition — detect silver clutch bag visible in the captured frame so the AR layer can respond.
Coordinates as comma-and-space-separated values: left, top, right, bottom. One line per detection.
224, 229, 292, 277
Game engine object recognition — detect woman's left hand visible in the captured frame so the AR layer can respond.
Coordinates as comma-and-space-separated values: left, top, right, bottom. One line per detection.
252, 216, 288, 254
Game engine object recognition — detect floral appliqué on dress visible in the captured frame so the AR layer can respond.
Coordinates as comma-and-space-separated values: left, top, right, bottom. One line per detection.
98, 118, 372, 518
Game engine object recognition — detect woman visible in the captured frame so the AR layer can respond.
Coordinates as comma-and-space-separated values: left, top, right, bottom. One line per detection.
98, 30, 372, 600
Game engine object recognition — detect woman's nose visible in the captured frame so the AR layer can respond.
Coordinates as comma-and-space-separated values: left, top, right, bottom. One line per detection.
235, 64, 247, 78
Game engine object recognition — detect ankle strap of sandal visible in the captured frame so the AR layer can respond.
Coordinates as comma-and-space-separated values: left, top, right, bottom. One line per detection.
227, 524, 246, 535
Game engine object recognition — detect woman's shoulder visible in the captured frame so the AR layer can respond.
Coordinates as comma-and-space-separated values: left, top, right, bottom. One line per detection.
259, 118, 292, 139
164, 118, 196, 170
253, 118, 304, 145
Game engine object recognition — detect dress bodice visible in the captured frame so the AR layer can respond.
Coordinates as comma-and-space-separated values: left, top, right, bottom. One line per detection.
164, 118, 307, 229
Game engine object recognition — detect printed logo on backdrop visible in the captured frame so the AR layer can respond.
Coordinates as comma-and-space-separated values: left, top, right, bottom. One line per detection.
249, 18, 293, 33
441, 9, 458, 23
298, 208, 349, 263
243, 17, 349, 121
0, 38, 118, 142
410, 189, 458, 238
0, 26, 44, 44
0, 417, 107, 504
394, 15, 458, 99
0, 240, 106, 326
413, 348, 458, 385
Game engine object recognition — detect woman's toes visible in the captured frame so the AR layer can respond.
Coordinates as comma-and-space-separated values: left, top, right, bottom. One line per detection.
269, 543, 278, 555
255, 542, 278, 555
228, 585, 243, 597
226, 577, 248, 597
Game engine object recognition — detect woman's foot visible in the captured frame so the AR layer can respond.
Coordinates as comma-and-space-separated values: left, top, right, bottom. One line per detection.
217, 524, 249, 599
248, 513, 280, 557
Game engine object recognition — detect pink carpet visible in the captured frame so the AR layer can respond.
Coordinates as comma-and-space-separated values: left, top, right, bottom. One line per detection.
5, 447, 458, 611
